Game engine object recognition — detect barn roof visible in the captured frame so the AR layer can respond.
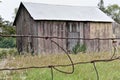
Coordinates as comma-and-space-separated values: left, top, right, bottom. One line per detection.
14, 2, 114, 25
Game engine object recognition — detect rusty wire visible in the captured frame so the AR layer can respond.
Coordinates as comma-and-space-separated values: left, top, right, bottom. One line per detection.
93, 62, 99, 80
111, 40, 117, 59
50, 67, 54, 80
50, 39, 74, 74
0, 56, 119, 70
1, 34, 120, 40
0, 35, 120, 80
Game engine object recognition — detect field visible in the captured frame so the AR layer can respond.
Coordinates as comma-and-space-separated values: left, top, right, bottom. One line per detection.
0, 49, 120, 80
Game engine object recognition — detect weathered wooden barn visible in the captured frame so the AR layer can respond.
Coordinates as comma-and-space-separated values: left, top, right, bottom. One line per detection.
113, 22, 120, 46
13, 2, 114, 54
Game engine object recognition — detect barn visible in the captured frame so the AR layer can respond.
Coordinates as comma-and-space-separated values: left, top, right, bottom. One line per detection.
13, 2, 114, 54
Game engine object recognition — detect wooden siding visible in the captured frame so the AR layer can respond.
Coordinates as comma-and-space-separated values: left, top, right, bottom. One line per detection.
66, 22, 87, 51
37, 21, 89, 53
37, 21, 67, 53
112, 22, 120, 46
16, 5, 38, 54
16, 6, 24, 53
89, 22, 113, 52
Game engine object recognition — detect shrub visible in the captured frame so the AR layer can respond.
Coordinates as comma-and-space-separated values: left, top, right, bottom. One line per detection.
8, 48, 18, 56
0, 50, 7, 58
0, 48, 18, 59
0, 37, 16, 48
72, 43, 86, 54
80, 44, 87, 53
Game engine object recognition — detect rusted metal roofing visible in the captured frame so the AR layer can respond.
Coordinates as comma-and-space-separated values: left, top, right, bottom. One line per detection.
15, 2, 114, 22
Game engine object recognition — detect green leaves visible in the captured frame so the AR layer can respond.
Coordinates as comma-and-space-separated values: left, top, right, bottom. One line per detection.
98, 0, 105, 12
0, 37, 16, 48
98, 0, 120, 24
105, 4, 120, 24
72, 43, 86, 54
0, 21, 15, 35
98, 0, 120, 23
0, 17, 16, 48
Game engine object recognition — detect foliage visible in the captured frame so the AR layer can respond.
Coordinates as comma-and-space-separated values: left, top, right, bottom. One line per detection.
79, 44, 86, 53
0, 37, 16, 48
0, 48, 18, 59
98, 0, 105, 12
0, 4, 16, 49
0, 16, 16, 35
0, 17, 16, 48
0, 16, 3, 28
1, 21, 16, 35
98, 0, 120, 24
0, 50, 7, 58
12, 8, 18, 19
72, 43, 86, 54
104, 4, 120, 24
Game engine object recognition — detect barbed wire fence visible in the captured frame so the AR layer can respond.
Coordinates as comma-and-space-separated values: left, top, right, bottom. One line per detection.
0, 34, 120, 80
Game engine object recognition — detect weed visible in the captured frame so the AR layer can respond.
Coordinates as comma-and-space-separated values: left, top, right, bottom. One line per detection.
72, 43, 86, 54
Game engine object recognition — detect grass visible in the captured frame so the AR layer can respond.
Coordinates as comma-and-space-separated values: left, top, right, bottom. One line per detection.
0, 51, 120, 80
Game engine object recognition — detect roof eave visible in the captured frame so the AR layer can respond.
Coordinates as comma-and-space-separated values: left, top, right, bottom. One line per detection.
34, 19, 113, 23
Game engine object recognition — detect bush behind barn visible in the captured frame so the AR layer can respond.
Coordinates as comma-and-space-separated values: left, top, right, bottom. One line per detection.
0, 37, 16, 48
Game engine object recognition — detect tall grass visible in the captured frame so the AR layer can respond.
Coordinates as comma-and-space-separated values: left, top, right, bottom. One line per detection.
0, 52, 120, 80
0, 48, 18, 59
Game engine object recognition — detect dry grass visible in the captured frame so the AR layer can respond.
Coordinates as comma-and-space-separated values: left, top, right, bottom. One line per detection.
5, 51, 119, 68
0, 51, 120, 80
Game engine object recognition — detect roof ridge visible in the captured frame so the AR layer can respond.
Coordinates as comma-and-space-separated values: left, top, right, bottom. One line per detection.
22, 2, 97, 8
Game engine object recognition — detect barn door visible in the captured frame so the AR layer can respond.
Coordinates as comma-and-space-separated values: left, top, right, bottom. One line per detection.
68, 32, 79, 51
66, 22, 80, 51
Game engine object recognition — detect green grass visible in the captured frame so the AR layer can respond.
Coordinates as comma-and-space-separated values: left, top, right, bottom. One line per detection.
0, 52, 120, 80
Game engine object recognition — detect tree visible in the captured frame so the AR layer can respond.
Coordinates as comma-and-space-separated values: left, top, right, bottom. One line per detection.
0, 17, 3, 27
0, 1, 16, 48
1, 21, 16, 35
0, 18, 16, 48
98, 0, 120, 24
0, 15, 15, 35
105, 4, 120, 24
12, 8, 18, 19
98, 0, 105, 12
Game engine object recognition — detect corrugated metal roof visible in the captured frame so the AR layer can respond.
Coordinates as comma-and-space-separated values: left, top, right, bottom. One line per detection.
22, 2, 113, 22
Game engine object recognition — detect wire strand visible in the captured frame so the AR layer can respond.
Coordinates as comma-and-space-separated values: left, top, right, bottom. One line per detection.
93, 62, 99, 80
0, 34, 120, 80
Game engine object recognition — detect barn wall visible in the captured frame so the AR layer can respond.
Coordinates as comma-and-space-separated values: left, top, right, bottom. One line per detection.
15, 6, 24, 53
112, 22, 120, 46
15, 5, 38, 54
37, 21, 90, 53
112, 22, 120, 38
37, 21, 67, 54
66, 22, 89, 51
89, 22, 113, 52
